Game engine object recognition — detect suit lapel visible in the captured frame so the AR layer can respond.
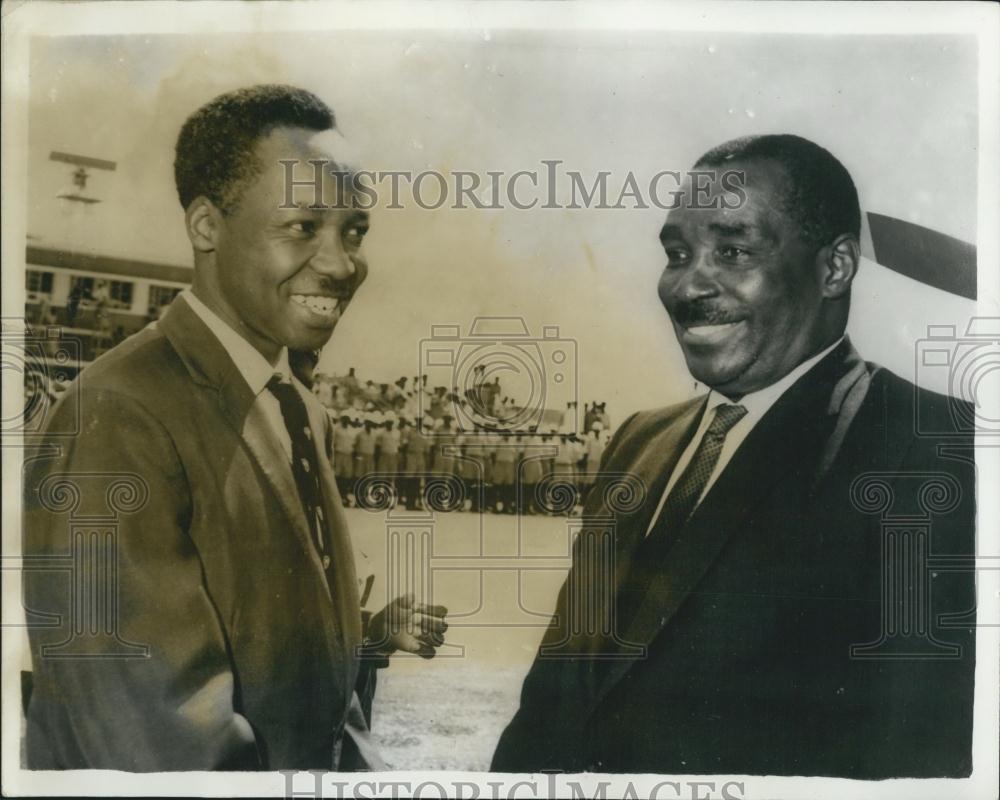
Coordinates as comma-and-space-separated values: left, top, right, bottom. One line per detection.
304, 392, 361, 710
588, 339, 859, 714
158, 297, 329, 591
304, 392, 361, 629
565, 399, 706, 701
605, 399, 706, 599
238, 398, 331, 591
552, 400, 704, 660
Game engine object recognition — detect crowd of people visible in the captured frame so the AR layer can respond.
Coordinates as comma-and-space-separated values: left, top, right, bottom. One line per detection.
310, 367, 614, 514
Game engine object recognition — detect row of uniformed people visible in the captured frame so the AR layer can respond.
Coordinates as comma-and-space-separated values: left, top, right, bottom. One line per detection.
330, 413, 610, 513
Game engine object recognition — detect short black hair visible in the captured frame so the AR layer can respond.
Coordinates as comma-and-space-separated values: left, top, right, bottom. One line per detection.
174, 84, 335, 213
694, 134, 860, 248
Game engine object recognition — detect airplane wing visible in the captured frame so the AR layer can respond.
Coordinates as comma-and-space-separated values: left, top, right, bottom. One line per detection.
864, 212, 976, 300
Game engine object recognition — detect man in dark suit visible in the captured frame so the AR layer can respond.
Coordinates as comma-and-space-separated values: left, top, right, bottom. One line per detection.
23, 85, 445, 771
493, 134, 976, 778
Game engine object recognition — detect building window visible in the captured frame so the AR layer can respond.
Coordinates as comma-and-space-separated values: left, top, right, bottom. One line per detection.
148, 284, 181, 312
26, 270, 54, 298
68, 276, 132, 309
69, 275, 95, 299
108, 280, 133, 309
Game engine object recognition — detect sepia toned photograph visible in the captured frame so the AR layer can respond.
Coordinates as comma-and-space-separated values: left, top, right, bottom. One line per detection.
2, 2, 998, 798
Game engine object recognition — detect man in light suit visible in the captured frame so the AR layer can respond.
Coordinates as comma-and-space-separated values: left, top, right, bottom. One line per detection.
493, 134, 976, 777
23, 85, 445, 771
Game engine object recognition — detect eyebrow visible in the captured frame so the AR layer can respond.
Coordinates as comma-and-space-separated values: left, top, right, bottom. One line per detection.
660, 222, 757, 240
659, 221, 777, 244
658, 224, 685, 244
708, 222, 752, 237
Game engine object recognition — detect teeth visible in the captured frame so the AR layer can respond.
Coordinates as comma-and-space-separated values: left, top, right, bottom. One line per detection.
687, 323, 738, 335
291, 295, 340, 317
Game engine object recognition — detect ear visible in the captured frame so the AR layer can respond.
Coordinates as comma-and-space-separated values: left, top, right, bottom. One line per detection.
184, 196, 224, 253
819, 234, 860, 299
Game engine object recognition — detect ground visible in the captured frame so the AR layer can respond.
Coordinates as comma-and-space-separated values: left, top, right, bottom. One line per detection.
344, 506, 572, 771
371, 663, 528, 771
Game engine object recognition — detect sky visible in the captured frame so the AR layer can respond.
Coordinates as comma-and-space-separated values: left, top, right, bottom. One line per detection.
25, 29, 979, 413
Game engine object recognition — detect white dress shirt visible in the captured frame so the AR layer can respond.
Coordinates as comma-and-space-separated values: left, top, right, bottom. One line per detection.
182, 289, 298, 463
644, 337, 844, 536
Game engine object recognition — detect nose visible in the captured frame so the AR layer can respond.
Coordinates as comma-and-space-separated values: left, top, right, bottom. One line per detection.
309, 228, 357, 282
671, 250, 719, 303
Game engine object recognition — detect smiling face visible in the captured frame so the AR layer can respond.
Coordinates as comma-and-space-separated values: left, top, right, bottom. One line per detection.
657, 159, 842, 396
190, 126, 369, 361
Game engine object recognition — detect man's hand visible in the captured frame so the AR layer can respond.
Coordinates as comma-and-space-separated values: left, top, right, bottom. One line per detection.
366, 593, 448, 659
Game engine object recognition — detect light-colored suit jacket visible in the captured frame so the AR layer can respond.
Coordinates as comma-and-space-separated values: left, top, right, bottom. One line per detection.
24, 295, 383, 771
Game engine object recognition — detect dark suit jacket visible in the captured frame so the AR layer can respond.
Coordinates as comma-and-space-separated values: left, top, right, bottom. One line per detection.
23, 295, 383, 771
493, 339, 976, 778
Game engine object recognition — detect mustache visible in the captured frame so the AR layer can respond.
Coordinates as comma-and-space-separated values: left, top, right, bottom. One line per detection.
302, 262, 369, 301
671, 301, 746, 327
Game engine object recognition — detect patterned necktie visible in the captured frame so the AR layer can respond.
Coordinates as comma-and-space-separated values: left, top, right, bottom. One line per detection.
267, 376, 331, 565
652, 402, 748, 539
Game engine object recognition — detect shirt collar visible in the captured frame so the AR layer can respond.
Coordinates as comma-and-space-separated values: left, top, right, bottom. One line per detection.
705, 336, 845, 418
182, 289, 290, 396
